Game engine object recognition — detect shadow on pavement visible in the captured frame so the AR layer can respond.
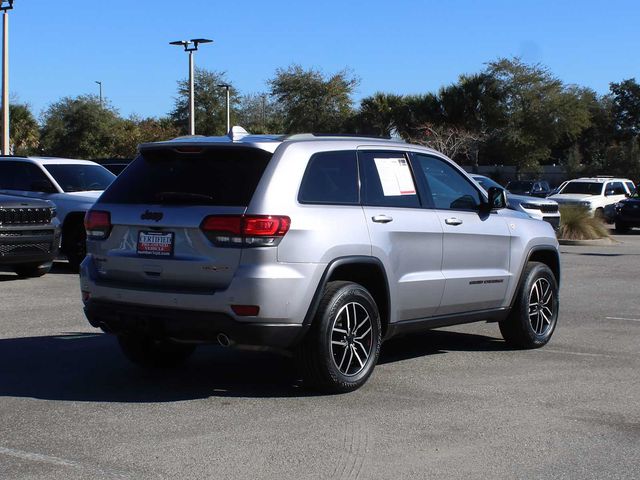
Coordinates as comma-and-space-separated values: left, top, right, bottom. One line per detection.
0, 329, 507, 402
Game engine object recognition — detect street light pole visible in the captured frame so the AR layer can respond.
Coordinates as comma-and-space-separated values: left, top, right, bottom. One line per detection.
217, 84, 230, 133
0, 0, 13, 156
95, 81, 102, 106
170, 38, 212, 136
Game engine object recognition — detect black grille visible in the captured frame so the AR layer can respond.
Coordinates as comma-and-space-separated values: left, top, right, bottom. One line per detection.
0, 207, 53, 225
540, 204, 559, 213
0, 242, 51, 256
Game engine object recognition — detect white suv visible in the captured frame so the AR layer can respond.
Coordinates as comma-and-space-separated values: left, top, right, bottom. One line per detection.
0, 157, 116, 269
549, 177, 635, 218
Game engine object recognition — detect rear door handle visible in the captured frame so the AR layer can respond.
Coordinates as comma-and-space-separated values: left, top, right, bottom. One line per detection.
444, 217, 463, 226
372, 215, 393, 224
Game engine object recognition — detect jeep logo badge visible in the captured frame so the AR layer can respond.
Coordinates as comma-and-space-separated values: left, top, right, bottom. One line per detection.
141, 210, 163, 222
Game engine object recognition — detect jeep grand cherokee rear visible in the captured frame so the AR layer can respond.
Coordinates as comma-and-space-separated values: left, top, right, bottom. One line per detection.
80, 131, 560, 393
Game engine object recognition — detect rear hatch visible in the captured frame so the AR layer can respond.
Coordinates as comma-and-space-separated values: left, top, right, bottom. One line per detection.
89, 145, 272, 292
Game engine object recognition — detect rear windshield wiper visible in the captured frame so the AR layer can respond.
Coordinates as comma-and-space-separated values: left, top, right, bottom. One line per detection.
154, 192, 215, 203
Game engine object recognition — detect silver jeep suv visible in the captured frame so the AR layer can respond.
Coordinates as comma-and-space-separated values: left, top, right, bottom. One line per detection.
80, 129, 560, 392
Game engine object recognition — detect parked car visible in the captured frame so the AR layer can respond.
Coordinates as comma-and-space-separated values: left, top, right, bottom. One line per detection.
506, 180, 551, 197
0, 193, 60, 277
80, 128, 560, 393
0, 157, 116, 270
549, 177, 635, 220
471, 175, 560, 230
548, 181, 569, 197
613, 190, 640, 232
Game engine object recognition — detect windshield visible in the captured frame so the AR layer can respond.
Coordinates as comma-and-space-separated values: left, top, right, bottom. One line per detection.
507, 181, 534, 191
44, 164, 116, 192
559, 182, 603, 195
472, 176, 502, 191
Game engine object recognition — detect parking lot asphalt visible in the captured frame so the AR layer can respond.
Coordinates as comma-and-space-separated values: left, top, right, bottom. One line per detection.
1, 231, 639, 479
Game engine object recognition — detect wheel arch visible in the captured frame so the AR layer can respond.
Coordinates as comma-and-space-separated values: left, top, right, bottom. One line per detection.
303, 256, 391, 338
61, 211, 86, 249
509, 246, 561, 309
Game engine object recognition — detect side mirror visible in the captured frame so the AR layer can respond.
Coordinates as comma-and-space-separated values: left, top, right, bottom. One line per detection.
482, 186, 507, 212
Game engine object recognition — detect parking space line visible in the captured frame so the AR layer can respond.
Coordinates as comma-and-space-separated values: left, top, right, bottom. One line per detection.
605, 316, 640, 322
0, 446, 131, 479
543, 349, 618, 358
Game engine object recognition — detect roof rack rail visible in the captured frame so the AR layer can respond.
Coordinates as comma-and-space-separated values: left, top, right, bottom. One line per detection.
282, 132, 397, 141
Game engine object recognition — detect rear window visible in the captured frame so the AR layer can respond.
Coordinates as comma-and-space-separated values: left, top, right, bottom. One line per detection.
99, 147, 272, 206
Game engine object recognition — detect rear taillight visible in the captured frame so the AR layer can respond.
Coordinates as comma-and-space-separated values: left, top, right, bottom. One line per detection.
201, 215, 290, 247
84, 210, 112, 240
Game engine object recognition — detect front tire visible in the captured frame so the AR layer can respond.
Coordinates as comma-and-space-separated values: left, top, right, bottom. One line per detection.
13, 262, 52, 278
64, 222, 86, 272
297, 281, 382, 393
500, 262, 559, 349
117, 335, 196, 368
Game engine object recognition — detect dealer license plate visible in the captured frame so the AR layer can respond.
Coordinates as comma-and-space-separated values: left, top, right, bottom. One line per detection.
137, 231, 174, 256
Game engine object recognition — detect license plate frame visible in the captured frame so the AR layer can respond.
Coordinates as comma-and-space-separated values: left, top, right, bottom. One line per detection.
136, 231, 175, 257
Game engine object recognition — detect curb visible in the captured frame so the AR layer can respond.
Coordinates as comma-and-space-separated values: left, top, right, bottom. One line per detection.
558, 237, 621, 246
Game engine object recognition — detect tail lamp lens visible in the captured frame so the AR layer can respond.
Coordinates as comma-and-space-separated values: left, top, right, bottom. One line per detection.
84, 210, 112, 239
201, 215, 290, 247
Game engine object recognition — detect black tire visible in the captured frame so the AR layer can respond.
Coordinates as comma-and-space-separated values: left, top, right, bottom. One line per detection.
297, 281, 382, 393
63, 221, 86, 272
117, 334, 196, 368
594, 208, 605, 222
499, 262, 559, 349
615, 221, 629, 233
13, 262, 52, 278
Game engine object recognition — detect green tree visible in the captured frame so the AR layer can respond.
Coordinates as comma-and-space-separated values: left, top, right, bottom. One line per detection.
609, 78, 640, 139
9, 103, 39, 155
40, 95, 121, 159
485, 58, 591, 171
170, 68, 239, 136
236, 93, 284, 134
112, 116, 181, 158
268, 65, 358, 133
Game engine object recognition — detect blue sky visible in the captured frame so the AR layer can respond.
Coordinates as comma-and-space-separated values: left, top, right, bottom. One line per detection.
8, 0, 640, 121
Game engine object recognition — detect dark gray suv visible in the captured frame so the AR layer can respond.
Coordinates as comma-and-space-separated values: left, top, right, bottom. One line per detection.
80, 130, 560, 392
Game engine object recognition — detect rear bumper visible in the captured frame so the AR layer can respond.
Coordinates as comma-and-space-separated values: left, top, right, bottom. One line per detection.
84, 299, 308, 349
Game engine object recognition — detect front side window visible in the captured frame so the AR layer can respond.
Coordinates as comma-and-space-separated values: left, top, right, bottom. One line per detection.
412, 154, 482, 211
359, 151, 420, 208
298, 151, 359, 204
606, 182, 626, 196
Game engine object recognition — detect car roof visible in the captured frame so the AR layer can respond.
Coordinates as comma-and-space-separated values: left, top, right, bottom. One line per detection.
138, 126, 429, 155
570, 177, 632, 183
0, 156, 100, 166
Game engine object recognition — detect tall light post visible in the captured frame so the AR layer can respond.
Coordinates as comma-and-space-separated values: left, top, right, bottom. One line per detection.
0, 0, 13, 156
217, 84, 230, 133
95, 81, 102, 107
169, 38, 212, 135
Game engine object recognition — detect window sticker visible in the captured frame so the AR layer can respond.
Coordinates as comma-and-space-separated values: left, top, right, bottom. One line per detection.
373, 157, 416, 196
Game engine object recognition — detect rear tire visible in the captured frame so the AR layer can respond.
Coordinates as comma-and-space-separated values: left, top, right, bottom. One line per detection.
615, 221, 629, 233
297, 281, 381, 393
64, 222, 86, 272
500, 262, 559, 349
13, 262, 52, 278
117, 335, 196, 368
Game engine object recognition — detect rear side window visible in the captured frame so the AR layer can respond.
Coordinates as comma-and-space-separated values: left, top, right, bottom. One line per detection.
99, 147, 272, 206
298, 151, 359, 204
